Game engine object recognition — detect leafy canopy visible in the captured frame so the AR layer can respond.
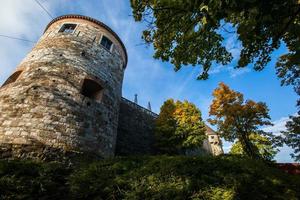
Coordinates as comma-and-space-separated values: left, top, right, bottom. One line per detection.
208, 83, 277, 159
155, 99, 206, 154
131, 0, 300, 161
130, 0, 300, 84
230, 133, 277, 161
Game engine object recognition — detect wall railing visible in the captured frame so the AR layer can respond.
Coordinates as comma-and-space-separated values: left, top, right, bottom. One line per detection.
121, 97, 158, 118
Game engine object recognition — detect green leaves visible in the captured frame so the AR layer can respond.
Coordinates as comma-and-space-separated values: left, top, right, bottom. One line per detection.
230, 133, 277, 161
155, 99, 206, 154
131, 0, 233, 79
130, 0, 300, 83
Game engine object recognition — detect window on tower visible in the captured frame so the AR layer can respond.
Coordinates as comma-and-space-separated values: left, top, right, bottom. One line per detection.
1, 70, 22, 87
100, 35, 113, 51
59, 23, 77, 34
81, 79, 103, 102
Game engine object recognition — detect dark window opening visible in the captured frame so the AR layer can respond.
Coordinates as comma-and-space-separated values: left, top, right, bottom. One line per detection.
1, 71, 22, 87
211, 136, 215, 139
59, 23, 77, 34
81, 79, 103, 102
100, 35, 113, 51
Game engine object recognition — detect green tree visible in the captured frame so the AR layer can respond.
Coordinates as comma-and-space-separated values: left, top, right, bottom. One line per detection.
230, 133, 277, 161
155, 99, 206, 154
208, 83, 276, 159
130, 0, 300, 157
130, 0, 299, 81
283, 113, 300, 161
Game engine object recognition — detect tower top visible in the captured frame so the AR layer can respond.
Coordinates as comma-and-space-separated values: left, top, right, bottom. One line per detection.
44, 14, 128, 67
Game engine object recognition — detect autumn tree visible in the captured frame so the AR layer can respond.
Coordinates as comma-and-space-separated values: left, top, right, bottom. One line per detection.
155, 99, 206, 154
130, 0, 300, 155
208, 83, 276, 159
230, 133, 277, 161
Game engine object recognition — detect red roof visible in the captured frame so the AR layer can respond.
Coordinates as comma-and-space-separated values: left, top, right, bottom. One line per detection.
276, 163, 300, 175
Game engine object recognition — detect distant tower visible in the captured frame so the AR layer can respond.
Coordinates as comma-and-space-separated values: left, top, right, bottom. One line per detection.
134, 94, 138, 104
0, 15, 127, 160
147, 102, 152, 111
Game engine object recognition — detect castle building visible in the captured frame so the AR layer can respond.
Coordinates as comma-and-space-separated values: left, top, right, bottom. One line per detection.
0, 15, 222, 161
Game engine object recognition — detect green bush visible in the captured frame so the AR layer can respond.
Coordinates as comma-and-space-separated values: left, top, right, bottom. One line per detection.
0, 155, 299, 199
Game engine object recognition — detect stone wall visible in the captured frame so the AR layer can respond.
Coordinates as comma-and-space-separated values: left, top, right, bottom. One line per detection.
0, 15, 127, 160
116, 98, 157, 156
116, 98, 224, 156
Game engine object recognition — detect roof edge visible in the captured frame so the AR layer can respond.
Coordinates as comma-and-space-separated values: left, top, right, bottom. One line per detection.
44, 14, 128, 68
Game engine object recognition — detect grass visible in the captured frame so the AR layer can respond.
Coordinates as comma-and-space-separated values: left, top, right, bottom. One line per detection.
0, 155, 299, 199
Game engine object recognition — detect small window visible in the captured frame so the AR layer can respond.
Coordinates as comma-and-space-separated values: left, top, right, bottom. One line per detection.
81, 79, 103, 102
100, 35, 113, 51
211, 136, 215, 139
59, 23, 77, 34
1, 71, 22, 87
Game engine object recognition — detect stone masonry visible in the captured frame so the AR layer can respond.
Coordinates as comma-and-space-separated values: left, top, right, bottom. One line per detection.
116, 98, 223, 156
0, 15, 222, 161
0, 15, 127, 160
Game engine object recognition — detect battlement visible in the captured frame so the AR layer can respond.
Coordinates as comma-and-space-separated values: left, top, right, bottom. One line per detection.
121, 97, 158, 118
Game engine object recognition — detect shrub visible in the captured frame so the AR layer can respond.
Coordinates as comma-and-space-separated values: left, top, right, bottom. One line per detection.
1, 155, 299, 199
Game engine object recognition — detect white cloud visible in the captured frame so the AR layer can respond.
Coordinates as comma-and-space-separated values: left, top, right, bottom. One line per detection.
209, 64, 251, 78
0, 0, 55, 84
262, 115, 297, 162
229, 67, 251, 78
222, 141, 233, 153
225, 33, 242, 61
263, 116, 290, 135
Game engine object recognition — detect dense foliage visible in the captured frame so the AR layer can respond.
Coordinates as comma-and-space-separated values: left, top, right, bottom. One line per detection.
208, 83, 279, 159
130, 0, 300, 159
1, 156, 299, 199
155, 99, 206, 154
130, 0, 299, 81
230, 133, 277, 161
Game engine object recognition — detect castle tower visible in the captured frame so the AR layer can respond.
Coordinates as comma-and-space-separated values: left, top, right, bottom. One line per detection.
0, 15, 127, 160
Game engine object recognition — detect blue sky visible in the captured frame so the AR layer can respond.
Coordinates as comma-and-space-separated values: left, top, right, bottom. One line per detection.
0, 0, 298, 162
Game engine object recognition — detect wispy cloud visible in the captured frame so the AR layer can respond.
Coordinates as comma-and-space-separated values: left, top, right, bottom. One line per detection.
0, 0, 53, 83
262, 116, 291, 135
209, 64, 250, 78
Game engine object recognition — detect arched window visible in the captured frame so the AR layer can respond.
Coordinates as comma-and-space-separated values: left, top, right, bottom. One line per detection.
81, 79, 103, 102
1, 70, 22, 87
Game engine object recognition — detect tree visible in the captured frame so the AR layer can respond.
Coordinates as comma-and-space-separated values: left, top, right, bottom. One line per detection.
230, 133, 277, 161
130, 0, 299, 83
155, 99, 206, 154
130, 0, 299, 160
155, 99, 178, 154
208, 83, 276, 159
283, 105, 300, 161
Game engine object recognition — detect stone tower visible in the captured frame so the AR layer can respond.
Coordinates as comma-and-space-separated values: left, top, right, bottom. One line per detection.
0, 15, 127, 160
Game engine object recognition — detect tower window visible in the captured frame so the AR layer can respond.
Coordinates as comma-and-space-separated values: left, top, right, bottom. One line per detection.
81, 79, 103, 102
100, 35, 113, 51
1, 71, 22, 87
59, 23, 77, 34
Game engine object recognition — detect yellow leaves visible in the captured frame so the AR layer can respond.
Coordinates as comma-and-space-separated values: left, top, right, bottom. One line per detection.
155, 98, 206, 153
209, 82, 245, 118
209, 82, 273, 152
201, 17, 207, 26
